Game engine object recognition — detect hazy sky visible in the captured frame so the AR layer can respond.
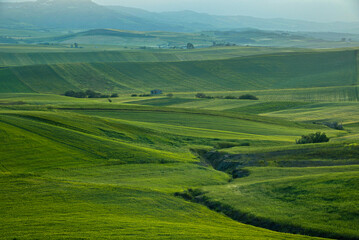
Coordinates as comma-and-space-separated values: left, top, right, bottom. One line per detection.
1, 0, 359, 22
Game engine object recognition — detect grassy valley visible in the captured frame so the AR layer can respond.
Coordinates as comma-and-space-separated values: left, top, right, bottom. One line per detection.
0, 26, 358, 240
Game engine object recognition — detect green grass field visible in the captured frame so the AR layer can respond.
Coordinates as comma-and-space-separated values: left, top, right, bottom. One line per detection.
0, 44, 303, 66
0, 103, 331, 240
203, 166, 359, 239
0, 43, 358, 239
0, 49, 357, 94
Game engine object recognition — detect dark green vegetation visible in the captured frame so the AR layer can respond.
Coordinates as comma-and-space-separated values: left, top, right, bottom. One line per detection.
0, 41, 358, 240
196, 93, 259, 100
296, 132, 330, 144
64, 90, 119, 98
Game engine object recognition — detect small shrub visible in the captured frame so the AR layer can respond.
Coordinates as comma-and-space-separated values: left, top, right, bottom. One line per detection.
111, 93, 119, 98
296, 132, 330, 144
85, 90, 97, 98
239, 94, 259, 100
323, 122, 344, 130
216, 142, 238, 149
196, 93, 207, 98
225, 96, 237, 99
64, 90, 76, 97
88, 92, 102, 98
167, 93, 174, 98
240, 143, 250, 147
73, 91, 86, 98
131, 94, 138, 97
64, 90, 111, 99
215, 142, 250, 149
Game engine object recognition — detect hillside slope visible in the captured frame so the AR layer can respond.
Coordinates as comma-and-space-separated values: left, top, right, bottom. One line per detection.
0, 50, 357, 94
0, 46, 300, 67
0, 104, 328, 239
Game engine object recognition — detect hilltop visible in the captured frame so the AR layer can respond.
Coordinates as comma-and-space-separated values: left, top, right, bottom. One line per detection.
1, 0, 359, 33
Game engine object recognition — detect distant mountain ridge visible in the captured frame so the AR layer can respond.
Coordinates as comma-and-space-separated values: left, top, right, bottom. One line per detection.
0, 0, 358, 33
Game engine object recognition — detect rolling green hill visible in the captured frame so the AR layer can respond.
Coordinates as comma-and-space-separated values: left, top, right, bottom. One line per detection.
0, 101, 333, 240
1, 39, 359, 240
0, 49, 357, 94
0, 45, 302, 67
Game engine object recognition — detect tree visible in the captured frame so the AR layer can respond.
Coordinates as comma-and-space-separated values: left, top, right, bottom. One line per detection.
296, 132, 329, 144
224, 96, 237, 99
111, 93, 119, 98
64, 90, 75, 97
239, 94, 259, 100
73, 91, 86, 98
167, 93, 174, 98
187, 43, 194, 49
195, 93, 206, 98
74, 43, 78, 48
85, 90, 98, 98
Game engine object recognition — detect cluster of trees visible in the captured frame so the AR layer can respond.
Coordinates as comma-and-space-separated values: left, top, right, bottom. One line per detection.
64, 90, 119, 99
131, 94, 151, 97
296, 132, 329, 144
187, 43, 194, 49
212, 41, 237, 47
70, 43, 79, 48
131, 93, 173, 97
196, 93, 258, 100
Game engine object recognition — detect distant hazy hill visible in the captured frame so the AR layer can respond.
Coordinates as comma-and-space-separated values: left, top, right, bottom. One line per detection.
1, 0, 359, 34
23, 28, 359, 49
0, 0, 177, 31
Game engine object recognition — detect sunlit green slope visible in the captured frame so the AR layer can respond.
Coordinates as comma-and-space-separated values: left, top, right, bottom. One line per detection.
0, 104, 326, 240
